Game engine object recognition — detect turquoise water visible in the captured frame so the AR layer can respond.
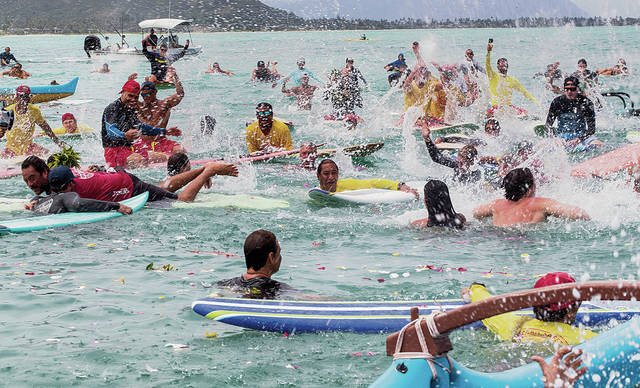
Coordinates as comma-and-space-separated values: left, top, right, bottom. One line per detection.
1, 26, 640, 386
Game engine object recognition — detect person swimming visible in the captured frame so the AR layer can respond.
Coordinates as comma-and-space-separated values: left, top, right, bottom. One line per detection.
411, 180, 465, 229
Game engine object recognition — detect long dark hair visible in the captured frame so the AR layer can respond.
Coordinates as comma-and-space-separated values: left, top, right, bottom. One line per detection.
423, 180, 464, 229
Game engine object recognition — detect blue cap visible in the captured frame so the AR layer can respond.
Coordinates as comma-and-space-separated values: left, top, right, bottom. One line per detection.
48, 166, 75, 191
398, 53, 404, 58
140, 81, 156, 91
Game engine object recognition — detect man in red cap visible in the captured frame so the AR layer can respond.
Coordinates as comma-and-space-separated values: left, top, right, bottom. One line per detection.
101, 79, 181, 168
462, 272, 597, 345
0, 85, 65, 158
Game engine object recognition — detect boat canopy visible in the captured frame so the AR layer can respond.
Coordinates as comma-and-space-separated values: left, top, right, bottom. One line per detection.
138, 19, 193, 30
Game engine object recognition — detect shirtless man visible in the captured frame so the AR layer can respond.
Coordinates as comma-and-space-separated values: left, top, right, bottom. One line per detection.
92, 64, 110, 74
281, 73, 318, 110
206, 62, 233, 76
2, 63, 30, 79
473, 167, 589, 227
597, 58, 632, 76
134, 69, 185, 162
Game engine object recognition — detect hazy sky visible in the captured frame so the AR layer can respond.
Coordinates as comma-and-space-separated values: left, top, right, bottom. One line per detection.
572, 0, 640, 17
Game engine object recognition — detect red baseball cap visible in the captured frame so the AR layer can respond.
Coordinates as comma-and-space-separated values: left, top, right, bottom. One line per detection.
120, 80, 140, 95
61, 113, 76, 122
15, 85, 30, 96
534, 272, 576, 311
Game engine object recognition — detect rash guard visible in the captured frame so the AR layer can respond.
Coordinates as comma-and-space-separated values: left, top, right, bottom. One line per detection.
101, 99, 166, 148
469, 284, 597, 346
545, 94, 596, 141
486, 51, 537, 107
31, 192, 120, 214
335, 178, 399, 192
142, 41, 187, 81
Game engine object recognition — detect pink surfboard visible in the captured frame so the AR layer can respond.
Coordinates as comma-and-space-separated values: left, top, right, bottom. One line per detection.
571, 143, 640, 178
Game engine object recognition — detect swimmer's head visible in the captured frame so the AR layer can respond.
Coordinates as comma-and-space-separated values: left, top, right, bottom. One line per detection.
532, 272, 580, 323
167, 152, 190, 176
484, 119, 500, 136
317, 159, 339, 192
244, 229, 281, 274
502, 167, 534, 202
299, 142, 317, 169
297, 57, 305, 66
398, 53, 404, 59
497, 58, 508, 73
423, 180, 464, 229
257, 60, 265, 68
457, 145, 478, 169
577, 58, 587, 69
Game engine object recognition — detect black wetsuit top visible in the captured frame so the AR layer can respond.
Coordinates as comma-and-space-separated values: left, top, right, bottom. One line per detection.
545, 94, 596, 141
142, 41, 187, 81
424, 139, 481, 183
254, 68, 273, 82
216, 276, 294, 299
31, 192, 120, 214
101, 99, 165, 148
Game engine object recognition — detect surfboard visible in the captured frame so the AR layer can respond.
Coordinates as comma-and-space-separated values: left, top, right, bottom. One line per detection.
191, 297, 640, 334
344, 38, 379, 42
570, 142, 640, 178
428, 122, 479, 136
308, 188, 415, 205
0, 192, 148, 233
285, 143, 384, 159
0, 167, 21, 179
172, 193, 289, 210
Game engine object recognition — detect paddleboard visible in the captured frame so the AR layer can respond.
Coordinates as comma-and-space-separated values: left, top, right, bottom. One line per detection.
571, 142, 640, 178
172, 193, 289, 210
0, 192, 148, 233
191, 297, 640, 334
308, 188, 415, 205
286, 143, 384, 159
428, 122, 479, 136
0, 197, 28, 212
344, 38, 379, 42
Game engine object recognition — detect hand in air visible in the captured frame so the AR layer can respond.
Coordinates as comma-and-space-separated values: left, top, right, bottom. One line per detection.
487, 43, 493, 52
118, 204, 133, 214
128, 73, 138, 81
165, 127, 182, 137
207, 162, 239, 177
532, 347, 587, 388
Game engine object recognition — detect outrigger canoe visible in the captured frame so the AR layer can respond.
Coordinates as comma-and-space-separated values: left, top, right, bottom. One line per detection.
0, 78, 79, 105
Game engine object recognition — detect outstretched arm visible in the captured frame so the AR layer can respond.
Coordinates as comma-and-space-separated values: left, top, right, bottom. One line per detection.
513, 78, 538, 104
473, 201, 495, 219
38, 120, 66, 149
542, 198, 590, 221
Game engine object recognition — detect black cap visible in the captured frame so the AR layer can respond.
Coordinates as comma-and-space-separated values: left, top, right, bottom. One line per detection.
257, 60, 265, 67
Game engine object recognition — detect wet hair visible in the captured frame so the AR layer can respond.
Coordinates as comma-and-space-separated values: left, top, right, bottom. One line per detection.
578, 58, 587, 66
316, 159, 338, 175
533, 305, 569, 322
167, 152, 189, 176
256, 102, 272, 111
423, 180, 464, 229
160, 43, 168, 49
503, 167, 534, 201
21, 155, 49, 174
484, 118, 500, 134
244, 229, 278, 271
458, 145, 478, 163
564, 76, 579, 87
497, 58, 508, 65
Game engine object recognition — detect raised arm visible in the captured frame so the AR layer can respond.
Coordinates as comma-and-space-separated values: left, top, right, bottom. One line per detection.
61, 192, 127, 213
165, 69, 184, 108
281, 80, 295, 96
485, 45, 496, 79
421, 126, 458, 169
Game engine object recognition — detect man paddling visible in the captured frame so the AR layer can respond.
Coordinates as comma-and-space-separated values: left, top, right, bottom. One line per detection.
473, 167, 590, 226
316, 159, 418, 198
101, 79, 181, 168
486, 41, 538, 117
245, 102, 293, 154
0, 86, 66, 158
462, 272, 597, 345
544, 76, 602, 150
0, 46, 17, 67
216, 229, 294, 299
21, 156, 238, 203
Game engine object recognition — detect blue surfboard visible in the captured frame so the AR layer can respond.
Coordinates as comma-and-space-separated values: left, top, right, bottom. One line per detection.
0, 192, 148, 233
191, 297, 640, 333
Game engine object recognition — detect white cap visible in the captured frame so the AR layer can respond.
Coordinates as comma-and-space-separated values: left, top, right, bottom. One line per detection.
297, 57, 305, 65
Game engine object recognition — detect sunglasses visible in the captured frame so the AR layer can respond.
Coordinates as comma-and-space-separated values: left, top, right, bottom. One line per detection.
256, 110, 272, 117
565, 86, 577, 91
141, 92, 152, 97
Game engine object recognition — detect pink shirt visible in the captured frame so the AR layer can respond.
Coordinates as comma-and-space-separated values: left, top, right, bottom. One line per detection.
71, 169, 134, 202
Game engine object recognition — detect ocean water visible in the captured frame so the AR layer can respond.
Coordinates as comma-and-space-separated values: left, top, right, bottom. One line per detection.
1, 26, 640, 386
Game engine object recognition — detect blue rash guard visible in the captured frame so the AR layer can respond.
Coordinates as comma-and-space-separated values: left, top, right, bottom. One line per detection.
101, 99, 166, 148
386, 58, 407, 72
275, 68, 322, 86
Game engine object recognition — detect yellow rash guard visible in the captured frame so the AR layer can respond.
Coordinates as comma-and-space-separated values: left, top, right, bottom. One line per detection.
245, 119, 293, 154
404, 76, 447, 120
4, 103, 45, 155
485, 51, 538, 107
469, 284, 597, 346
336, 178, 399, 192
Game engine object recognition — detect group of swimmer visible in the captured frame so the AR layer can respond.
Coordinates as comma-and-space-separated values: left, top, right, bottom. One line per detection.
0, 32, 636, 387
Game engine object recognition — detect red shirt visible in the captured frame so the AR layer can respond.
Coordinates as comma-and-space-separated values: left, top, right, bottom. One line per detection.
71, 169, 134, 202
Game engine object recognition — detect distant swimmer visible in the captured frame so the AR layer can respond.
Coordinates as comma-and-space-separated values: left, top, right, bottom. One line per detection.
216, 229, 296, 299
360, 33, 367, 40
21, 156, 238, 204
0, 86, 66, 158
411, 180, 465, 229
421, 126, 482, 183
485, 40, 538, 117
544, 76, 602, 150
533, 61, 564, 94
298, 142, 317, 170
272, 57, 322, 88
1, 63, 30, 79
252, 60, 281, 83
245, 102, 293, 154
473, 167, 590, 227
462, 272, 597, 345
142, 28, 158, 49
384, 53, 408, 86
52, 113, 93, 135
205, 62, 233, 76
281, 73, 318, 110
316, 159, 418, 198
0, 46, 17, 67
572, 58, 599, 89
92, 64, 110, 74
597, 58, 632, 76
142, 39, 189, 83
101, 79, 181, 168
